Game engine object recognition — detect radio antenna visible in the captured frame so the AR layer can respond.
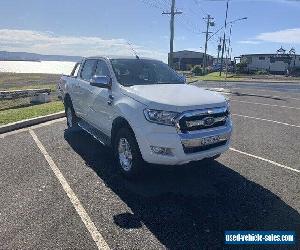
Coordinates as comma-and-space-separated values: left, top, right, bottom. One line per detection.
127, 41, 140, 59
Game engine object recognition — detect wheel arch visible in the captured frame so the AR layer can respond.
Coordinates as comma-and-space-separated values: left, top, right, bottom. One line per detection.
111, 116, 135, 145
64, 93, 72, 105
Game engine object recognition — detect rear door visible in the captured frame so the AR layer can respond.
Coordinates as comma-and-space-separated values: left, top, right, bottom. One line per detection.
75, 59, 97, 119
65, 62, 81, 111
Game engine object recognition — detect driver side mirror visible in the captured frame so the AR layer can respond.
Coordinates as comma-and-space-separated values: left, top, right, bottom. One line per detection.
90, 75, 112, 89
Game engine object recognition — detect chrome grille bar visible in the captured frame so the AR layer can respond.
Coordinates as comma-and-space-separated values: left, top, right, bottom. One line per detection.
176, 106, 229, 132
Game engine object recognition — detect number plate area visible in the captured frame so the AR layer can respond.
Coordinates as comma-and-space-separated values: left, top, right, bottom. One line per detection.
181, 133, 229, 149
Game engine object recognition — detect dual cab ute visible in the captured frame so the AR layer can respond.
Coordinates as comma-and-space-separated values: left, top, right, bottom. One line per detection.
58, 56, 232, 177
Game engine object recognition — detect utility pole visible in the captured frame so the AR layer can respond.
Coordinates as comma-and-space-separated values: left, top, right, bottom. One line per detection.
225, 25, 233, 80
219, 0, 229, 76
162, 0, 182, 69
203, 14, 214, 73
217, 37, 222, 65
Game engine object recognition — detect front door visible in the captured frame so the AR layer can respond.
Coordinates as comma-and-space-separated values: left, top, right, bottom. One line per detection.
87, 59, 115, 136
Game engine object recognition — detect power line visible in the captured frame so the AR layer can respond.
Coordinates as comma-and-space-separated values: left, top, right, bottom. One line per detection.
193, 0, 209, 16
178, 15, 202, 34
139, 0, 165, 11
139, 0, 198, 33
139, 0, 207, 35
156, 0, 170, 9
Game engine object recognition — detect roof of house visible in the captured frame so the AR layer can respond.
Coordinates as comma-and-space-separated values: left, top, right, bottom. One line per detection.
170, 50, 213, 59
241, 53, 300, 57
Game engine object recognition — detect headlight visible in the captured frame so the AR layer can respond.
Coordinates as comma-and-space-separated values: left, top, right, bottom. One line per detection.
143, 109, 179, 126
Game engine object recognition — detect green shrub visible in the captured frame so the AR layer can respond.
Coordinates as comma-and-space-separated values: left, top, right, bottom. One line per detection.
192, 65, 204, 76
255, 70, 269, 75
291, 67, 300, 76
235, 62, 247, 73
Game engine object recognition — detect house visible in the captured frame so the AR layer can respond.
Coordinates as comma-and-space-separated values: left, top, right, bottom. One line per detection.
169, 50, 213, 71
240, 49, 300, 74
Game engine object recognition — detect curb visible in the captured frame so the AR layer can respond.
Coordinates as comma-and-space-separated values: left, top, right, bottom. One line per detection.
0, 111, 65, 134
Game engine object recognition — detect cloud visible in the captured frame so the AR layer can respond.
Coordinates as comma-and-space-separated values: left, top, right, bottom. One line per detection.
185, 48, 203, 52
237, 28, 300, 46
0, 29, 167, 61
238, 40, 261, 45
255, 28, 300, 44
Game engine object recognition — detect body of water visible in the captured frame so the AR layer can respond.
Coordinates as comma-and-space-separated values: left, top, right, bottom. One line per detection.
0, 60, 77, 74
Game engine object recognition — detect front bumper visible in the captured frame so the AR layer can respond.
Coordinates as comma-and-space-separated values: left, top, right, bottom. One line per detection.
133, 121, 232, 165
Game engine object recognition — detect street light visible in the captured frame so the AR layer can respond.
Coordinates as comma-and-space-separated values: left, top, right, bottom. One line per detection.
219, 16, 248, 76
229, 17, 248, 25
224, 17, 248, 79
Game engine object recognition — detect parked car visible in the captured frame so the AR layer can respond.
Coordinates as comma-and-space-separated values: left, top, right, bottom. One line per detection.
58, 56, 232, 178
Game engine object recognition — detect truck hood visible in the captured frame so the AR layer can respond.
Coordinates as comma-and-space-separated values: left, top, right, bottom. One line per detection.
120, 84, 227, 112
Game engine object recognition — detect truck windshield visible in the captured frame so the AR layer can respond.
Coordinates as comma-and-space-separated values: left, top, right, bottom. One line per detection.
110, 59, 185, 86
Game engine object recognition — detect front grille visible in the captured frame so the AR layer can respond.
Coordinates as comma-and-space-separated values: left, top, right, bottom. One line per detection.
178, 107, 229, 133
183, 141, 227, 154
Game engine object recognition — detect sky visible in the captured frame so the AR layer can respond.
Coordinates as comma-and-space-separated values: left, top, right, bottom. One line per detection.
0, 0, 300, 62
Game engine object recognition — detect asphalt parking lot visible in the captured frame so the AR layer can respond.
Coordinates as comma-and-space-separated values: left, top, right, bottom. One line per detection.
0, 81, 299, 249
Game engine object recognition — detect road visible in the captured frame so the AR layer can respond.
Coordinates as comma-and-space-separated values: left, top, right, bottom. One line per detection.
0, 81, 299, 249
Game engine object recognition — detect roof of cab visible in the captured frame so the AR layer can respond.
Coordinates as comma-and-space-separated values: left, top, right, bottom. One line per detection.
84, 55, 160, 61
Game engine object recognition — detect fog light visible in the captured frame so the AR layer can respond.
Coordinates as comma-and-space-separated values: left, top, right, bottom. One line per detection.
150, 146, 173, 156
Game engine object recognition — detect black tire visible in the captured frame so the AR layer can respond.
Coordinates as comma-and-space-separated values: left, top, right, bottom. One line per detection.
113, 127, 145, 179
64, 99, 79, 130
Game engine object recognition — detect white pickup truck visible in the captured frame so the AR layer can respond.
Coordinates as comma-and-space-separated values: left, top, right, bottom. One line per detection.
58, 56, 232, 177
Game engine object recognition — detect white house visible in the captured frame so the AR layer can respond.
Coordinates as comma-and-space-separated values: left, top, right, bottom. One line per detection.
240, 53, 300, 74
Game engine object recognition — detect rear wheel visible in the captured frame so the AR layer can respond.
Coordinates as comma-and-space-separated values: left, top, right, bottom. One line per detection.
113, 127, 144, 178
65, 100, 78, 130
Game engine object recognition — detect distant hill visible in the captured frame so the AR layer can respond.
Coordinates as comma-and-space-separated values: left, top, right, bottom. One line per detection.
0, 51, 82, 62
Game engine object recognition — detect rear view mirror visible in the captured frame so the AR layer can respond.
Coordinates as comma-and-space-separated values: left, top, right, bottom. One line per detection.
90, 75, 111, 89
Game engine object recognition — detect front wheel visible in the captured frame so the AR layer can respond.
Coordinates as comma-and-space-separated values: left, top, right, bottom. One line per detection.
113, 127, 144, 178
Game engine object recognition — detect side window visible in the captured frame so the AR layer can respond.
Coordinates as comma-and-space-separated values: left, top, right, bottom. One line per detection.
95, 60, 110, 77
80, 59, 97, 81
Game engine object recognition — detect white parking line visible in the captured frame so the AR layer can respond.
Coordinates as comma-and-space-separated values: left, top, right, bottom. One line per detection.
231, 100, 300, 110
230, 147, 300, 174
0, 118, 66, 139
202, 86, 300, 101
232, 114, 300, 128
29, 130, 110, 250
228, 88, 300, 101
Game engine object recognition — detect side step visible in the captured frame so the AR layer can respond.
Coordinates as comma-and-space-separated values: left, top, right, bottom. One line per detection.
78, 120, 111, 146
